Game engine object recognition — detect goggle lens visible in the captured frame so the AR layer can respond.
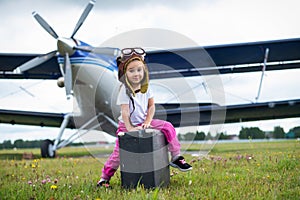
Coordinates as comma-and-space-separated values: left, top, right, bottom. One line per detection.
121, 48, 145, 56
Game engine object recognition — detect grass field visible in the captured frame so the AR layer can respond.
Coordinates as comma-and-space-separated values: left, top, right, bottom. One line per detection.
0, 140, 299, 199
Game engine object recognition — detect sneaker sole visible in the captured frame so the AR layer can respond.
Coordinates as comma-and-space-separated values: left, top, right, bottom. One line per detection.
169, 162, 193, 172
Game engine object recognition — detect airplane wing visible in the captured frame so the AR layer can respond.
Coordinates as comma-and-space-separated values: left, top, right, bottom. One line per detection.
155, 99, 300, 127
0, 99, 300, 135
1, 37, 300, 79
0, 109, 73, 128
0, 53, 61, 79
146, 37, 300, 79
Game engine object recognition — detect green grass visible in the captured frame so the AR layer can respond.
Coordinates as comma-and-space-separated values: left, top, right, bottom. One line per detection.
0, 140, 299, 199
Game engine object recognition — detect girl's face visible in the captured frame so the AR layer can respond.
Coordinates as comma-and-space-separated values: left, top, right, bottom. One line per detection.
125, 60, 145, 86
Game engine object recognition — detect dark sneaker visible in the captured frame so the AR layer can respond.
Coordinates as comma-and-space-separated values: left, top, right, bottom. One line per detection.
170, 156, 192, 172
97, 180, 111, 188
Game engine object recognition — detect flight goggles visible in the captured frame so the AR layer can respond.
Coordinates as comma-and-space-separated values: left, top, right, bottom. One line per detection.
121, 47, 146, 56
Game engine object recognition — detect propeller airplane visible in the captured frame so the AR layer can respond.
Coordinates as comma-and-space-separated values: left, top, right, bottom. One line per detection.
0, 0, 300, 158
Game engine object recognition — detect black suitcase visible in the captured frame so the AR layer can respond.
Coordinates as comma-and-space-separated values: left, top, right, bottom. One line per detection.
118, 129, 170, 189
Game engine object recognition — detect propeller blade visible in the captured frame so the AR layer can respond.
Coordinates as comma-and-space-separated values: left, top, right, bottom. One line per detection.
13, 50, 57, 73
70, 0, 96, 38
74, 46, 121, 57
32, 11, 59, 39
64, 53, 73, 99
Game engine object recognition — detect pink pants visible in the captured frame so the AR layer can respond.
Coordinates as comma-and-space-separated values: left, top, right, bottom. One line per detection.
101, 119, 181, 181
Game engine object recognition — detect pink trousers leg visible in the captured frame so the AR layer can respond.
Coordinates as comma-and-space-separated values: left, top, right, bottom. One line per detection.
101, 139, 119, 180
150, 119, 181, 158
101, 123, 127, 180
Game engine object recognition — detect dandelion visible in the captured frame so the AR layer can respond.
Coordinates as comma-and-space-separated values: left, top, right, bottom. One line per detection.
50, 185, 58, 190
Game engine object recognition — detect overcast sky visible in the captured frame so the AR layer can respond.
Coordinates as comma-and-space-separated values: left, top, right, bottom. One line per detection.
0, 0, 300, 143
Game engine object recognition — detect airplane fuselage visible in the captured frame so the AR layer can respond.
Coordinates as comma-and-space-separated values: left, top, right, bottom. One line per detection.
58, 42, 121, 130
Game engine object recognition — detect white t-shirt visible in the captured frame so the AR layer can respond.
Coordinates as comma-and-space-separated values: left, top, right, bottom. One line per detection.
117, 84, 154, 125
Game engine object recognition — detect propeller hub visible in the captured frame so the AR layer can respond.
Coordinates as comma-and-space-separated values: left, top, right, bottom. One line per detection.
57, 37, 76, 56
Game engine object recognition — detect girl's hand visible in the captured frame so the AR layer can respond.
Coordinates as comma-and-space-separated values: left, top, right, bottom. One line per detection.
142, 122, 151, 129
128, 126, 143, 132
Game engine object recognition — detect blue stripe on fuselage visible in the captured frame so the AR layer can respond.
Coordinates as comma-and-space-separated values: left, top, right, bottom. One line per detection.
58, 56, 117, 71
57, 40, 118, 72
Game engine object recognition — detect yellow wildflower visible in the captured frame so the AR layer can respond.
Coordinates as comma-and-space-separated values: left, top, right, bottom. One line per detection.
50, 185, 58, 190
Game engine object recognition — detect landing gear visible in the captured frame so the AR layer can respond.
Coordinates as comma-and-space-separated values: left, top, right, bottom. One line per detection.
39, 112, 118, 158
41, 139, 56, 158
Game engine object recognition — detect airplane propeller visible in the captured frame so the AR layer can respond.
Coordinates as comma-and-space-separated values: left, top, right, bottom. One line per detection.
13, 50, 57, 74
64, 53, 73, 99
11, 0, 119, 99
32, 12, 59, 39
71, 0, 95, 38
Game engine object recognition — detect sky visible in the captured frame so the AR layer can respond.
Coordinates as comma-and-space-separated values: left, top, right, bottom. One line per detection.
0, 0, 300, 143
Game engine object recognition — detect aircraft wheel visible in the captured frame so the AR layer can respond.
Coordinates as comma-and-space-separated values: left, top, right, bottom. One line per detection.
41, 139, 56, 158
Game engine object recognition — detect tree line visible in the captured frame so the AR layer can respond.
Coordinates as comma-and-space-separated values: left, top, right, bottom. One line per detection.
177, 126, 300, 141
0, 126, 299, 149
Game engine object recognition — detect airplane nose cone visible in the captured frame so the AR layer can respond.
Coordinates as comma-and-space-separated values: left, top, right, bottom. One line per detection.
57, 37, 76, 56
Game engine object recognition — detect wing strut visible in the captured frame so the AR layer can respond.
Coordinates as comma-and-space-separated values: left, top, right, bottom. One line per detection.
48, 112, 118, 157
55, 113, 103, 150
255, 48, 269, 102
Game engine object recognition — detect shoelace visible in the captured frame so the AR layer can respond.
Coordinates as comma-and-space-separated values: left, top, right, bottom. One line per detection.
179, 159, 187, 164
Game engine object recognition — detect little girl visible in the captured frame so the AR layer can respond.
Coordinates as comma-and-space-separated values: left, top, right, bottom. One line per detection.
97, 47, 192, 187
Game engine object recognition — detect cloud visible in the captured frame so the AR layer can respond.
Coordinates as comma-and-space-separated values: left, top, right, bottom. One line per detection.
1, 0, 299, 54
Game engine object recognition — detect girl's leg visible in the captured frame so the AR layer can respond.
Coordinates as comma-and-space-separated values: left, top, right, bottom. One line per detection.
101, 122, 127, 181
150, 119, 181, 158
101, 139, 120, 180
